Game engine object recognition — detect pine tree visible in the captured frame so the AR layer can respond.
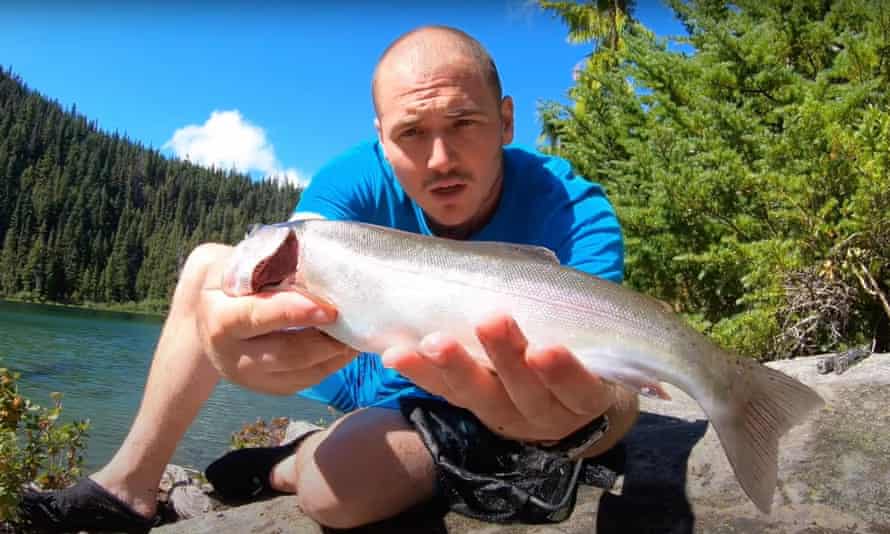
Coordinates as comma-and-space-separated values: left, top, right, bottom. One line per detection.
0, 225, 19, 294
23, 222, 48, 298
0, 66, 303, 311
541, 0, 890, 357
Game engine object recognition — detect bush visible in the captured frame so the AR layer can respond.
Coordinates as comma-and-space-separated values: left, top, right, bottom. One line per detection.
230, 417, 290, 450
230, 408, 338, 450
0, 364, 89, 523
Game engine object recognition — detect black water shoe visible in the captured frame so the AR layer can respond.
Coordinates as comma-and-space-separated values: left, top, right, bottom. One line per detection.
17, 477, 160, 533
204, 424, 321, 502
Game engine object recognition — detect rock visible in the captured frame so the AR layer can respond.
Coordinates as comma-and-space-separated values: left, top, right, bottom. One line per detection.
283, 420, 323, 444
152, 353, 890, 533
158, 464, 219, 520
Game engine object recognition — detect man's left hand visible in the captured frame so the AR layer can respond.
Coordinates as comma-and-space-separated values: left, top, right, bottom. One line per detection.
382, 315, 616, 443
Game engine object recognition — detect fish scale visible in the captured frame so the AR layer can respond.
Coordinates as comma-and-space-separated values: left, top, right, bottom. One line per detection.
309, 220, 676, 341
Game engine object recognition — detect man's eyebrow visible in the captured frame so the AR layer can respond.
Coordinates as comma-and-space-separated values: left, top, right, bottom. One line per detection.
390, 116, 421, 131
389, 108, 485, 131
444, 107, 484, 117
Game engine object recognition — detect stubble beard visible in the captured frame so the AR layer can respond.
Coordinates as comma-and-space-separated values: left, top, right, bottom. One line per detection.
427, 158, 504, 241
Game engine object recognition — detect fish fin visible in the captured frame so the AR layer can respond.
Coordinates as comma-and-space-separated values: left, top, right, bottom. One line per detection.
601, 370, 671, 400
637, 382, 672, 400
578, 357, 672, 400
464, 241, 560, 264
705, 359, 824, 514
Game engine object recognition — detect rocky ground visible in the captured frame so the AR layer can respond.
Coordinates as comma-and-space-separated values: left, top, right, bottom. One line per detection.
152, 353, 890, 534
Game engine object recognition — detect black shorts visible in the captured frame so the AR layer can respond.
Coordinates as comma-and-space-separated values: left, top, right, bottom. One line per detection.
399, 397, 617, 524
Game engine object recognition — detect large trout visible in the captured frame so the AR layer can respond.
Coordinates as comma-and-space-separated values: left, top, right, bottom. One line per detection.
222, 219, 824, 514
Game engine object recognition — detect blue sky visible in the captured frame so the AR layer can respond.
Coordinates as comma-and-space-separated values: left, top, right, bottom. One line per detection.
2, 1, 686, 186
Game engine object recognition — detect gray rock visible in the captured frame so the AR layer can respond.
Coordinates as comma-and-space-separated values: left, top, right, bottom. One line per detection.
153, 353, 890, 533
158, 464, 218, 520
283, 420, 323, 444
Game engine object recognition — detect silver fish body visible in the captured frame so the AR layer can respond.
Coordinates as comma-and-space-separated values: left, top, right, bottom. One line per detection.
223, 219, 825, 514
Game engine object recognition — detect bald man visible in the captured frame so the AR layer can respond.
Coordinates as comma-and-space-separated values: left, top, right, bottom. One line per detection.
20, 26, 638, 532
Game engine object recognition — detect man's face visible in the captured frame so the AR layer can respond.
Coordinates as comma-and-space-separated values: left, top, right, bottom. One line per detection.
374, 59, 514, 230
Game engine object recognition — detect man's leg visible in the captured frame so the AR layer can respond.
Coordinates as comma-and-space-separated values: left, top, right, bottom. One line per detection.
83, 244, 230, 518
265, 390, 639, 529
269, 407, 437, 530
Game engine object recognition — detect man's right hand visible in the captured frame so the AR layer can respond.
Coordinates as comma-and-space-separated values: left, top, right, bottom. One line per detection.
191, 244, 358, 395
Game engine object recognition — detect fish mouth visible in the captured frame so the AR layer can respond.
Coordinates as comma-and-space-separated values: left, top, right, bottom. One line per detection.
251, 229, 299, 292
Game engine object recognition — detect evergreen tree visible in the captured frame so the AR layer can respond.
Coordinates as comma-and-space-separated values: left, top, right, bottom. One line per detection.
23, 222, 48, 298
0, 66, 302, 311
0, 225, 19, 295
540, 0, 890, 357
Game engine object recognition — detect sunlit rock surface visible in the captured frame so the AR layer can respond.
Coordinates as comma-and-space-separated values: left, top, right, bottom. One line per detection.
153, 353, 890, 534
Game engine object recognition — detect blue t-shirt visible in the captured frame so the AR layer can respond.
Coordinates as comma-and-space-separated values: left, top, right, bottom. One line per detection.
294, 140, 623, 412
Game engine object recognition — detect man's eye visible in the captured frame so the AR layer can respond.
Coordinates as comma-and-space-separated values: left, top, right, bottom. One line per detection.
400, 127, 420, 139
455, 119, 475, 128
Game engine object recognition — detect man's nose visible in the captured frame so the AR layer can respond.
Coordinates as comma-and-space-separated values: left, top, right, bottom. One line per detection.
427, 136, 457, 174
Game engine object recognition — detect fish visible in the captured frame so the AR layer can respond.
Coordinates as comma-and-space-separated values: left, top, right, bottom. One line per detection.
222, 218, 825, 514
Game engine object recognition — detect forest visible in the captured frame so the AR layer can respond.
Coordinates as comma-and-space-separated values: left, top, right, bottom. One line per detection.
0, 67, 300, 313
1, 0, 888, 358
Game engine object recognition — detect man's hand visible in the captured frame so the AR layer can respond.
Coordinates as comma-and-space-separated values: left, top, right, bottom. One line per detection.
382, 315, 625, 444
191, 244, 358, 396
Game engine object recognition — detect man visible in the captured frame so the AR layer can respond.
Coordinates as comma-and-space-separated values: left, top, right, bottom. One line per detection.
21, 25, 638, 532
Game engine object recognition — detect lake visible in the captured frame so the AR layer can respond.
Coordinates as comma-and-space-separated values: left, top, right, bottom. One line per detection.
0, 300, 332, 472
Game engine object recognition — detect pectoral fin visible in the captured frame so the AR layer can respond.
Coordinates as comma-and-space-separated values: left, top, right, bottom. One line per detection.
575, 354, 672, 400
603, 372, 672, 401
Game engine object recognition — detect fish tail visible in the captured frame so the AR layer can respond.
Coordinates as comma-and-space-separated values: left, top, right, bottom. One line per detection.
704, 358, 824, 514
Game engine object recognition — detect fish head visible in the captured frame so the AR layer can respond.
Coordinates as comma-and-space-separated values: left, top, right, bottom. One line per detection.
222, 222, 303, 296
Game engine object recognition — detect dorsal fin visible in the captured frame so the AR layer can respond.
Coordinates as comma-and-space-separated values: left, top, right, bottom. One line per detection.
464, 240, 560, 264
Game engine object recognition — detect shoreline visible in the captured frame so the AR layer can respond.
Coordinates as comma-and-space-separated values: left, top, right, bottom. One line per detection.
0, 296, 168, 318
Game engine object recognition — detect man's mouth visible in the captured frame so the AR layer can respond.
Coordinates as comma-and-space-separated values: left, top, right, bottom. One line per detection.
429, 181, 468, 199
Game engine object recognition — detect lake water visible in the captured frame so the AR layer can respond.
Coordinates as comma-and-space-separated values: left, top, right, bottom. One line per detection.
0, 300, 332, 472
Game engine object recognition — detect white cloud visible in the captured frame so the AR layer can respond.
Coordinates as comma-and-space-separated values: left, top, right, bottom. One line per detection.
163, 110, 310, 188
506, 0, 540, 26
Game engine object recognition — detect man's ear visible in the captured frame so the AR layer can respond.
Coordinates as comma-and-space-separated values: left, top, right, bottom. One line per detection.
500, 96, 515, 145
374, 117, 388, 159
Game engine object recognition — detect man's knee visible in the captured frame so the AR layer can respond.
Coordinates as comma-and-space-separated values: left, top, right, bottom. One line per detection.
295, 471, 369, 529
293, 408, 436, 529
294, 442, 390, 529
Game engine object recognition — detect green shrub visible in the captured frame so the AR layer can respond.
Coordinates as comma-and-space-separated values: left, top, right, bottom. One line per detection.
0, 364, 89, 523
230, 417, 290, 450
230, 408, 338, 451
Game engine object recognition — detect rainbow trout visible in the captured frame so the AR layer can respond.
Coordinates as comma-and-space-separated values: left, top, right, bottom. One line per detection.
222, 219, 824, 513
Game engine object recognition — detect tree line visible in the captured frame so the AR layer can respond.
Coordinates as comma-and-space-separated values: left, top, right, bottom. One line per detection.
0, 67, 300, 311
539, 0, 889, 357
3, 0, 888, 358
